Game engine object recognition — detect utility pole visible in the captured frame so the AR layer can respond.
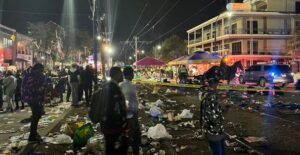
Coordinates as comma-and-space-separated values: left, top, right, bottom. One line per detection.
134, 36, 138, 70
120, 39, 151, 69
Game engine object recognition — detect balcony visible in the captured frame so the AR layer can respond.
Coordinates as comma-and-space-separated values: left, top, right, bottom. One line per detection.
224, 28, 291, 35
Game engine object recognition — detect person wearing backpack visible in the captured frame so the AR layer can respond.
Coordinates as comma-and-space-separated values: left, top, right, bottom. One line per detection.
21, 63, 46, 143
120, 67, 141, 155
101, 67, 128, 155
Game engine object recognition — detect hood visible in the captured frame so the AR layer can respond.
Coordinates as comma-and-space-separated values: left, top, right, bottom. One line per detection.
70, 67, 77, 73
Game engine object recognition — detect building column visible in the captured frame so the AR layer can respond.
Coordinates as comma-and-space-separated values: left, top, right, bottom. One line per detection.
188, 33, 190, 54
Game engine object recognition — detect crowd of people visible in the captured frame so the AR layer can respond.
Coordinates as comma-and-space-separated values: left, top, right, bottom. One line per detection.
0, 62, 226, 155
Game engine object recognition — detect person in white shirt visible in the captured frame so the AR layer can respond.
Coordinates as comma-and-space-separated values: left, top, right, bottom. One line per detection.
119, 67, 141, 155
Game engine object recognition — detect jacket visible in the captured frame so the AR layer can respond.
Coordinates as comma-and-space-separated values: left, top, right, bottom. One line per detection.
200, 89, 225, 141
21, 71, 46, 103
101, 80, 127, 134
3, 75, 17, 97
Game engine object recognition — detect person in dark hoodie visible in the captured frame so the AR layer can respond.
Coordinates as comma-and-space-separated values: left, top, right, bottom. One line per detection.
22, 63, 46, 142
68, 63, 80, 106
15, 71, 24, 110
82, 65, 94, 106
101, 67, 128, 155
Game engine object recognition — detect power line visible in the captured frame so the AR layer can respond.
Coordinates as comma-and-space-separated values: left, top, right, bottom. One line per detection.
119, 0, 150, 58
135, 0, 169, 36
0, 9, 89, 16
138, 0, 181, 38
149, 0, 217, 44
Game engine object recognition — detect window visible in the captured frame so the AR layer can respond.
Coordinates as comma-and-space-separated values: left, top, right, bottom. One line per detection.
231, 24, 237, 34
224, 44, 230, 49
247, 21, 258, 34
225, 26, 230, 34
247, 41, 258, 54
232, 42, 241, 55
296, 2, 300, 13
251, 65, 261, 71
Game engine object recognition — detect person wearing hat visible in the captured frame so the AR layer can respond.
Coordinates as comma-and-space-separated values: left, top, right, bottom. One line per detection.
199, 68, 226, 155
21, 63, 46, 142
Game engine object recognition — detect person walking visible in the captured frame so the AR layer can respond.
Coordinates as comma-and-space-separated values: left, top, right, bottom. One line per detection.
199, 73, 226, 155
82, 65, 94, 106
3, 70, 17, 113
120, 67, 141, 155
101, 67, 128, 155
68, 63, 80, 106
15, 71, 24, 110
21, 63, 46, 142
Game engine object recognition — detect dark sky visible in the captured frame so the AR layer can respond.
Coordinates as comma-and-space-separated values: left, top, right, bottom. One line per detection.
0, 0, 243, 55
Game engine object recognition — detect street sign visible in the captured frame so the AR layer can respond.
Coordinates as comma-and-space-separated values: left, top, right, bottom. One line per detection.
226, 3, 251, 11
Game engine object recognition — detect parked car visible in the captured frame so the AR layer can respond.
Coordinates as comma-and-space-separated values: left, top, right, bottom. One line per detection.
240, 64, 294, 87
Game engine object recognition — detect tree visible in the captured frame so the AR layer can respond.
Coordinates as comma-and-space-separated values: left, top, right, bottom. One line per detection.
27, 21, 65, 67
153, 35, 187, 61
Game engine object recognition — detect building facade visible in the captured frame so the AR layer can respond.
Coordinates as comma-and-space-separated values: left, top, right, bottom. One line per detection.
187, 0, 300, 68
0, 24, 16, 67
16, 33, 33, 70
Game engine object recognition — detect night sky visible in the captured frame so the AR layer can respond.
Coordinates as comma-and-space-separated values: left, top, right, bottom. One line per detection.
0, 0, 243, 52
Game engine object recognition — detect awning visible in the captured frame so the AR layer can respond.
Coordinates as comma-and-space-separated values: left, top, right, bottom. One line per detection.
168, 55, 189, 65
187, 51, 221, 64
136, 57, 165, 67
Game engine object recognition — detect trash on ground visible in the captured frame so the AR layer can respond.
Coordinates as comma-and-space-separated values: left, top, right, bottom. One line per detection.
178, 109, 193, 119
147, 124, 172, 140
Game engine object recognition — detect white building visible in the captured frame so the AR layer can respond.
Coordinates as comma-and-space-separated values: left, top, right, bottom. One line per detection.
187, 0, 300, 68
16, 33, 33, 70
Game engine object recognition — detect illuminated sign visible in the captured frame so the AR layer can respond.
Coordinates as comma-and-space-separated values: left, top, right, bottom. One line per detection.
226, 3, 251, 11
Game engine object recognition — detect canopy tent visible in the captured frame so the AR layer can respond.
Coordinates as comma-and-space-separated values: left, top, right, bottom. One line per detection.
168, 55, 190, 65
136, 57, 165, 67
168, 51, 221, 65
187, 51, 221, 64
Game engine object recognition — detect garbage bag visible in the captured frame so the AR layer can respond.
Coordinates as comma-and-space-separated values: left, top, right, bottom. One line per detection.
149, 106, 163, 117
51, 134, 73, 144
73, 123, 95, 148
155, 99, 164, 107
179, 109, 193, 119
147, 124, 172, 140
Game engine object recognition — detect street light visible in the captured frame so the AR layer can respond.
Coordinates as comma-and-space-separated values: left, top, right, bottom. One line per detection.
157, 45, 161, 50
141, 50, 145, 54
155, 45, 161, 59
129, 56, 132, 60
97, 35, 102, 40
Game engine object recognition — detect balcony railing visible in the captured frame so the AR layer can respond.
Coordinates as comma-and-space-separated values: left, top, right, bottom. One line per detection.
188, 28, 292, 45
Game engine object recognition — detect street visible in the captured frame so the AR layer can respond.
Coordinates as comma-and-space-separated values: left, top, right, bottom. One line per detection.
0, 83, 298, 155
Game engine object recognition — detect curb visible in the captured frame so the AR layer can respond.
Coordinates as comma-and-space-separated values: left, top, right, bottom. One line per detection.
17, 105, 74, 155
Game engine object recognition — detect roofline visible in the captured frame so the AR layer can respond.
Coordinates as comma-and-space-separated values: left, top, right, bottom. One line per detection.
0, 24, 16, 32
187, 11, 300, 33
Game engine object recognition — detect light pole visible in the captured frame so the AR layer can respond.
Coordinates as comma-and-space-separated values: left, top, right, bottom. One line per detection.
155, 45, 161, 59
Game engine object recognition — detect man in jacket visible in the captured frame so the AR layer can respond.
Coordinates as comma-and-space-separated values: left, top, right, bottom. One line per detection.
22, 63, 46, 142
82, 65, 94, 106
3, 70, 17, 113
120, 67, 141, 155
68, 63, 80, 106
199, 72, 226, 155
101, 67, 128, 155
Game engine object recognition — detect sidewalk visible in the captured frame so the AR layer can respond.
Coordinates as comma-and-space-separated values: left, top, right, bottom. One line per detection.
0, 102, 72, 154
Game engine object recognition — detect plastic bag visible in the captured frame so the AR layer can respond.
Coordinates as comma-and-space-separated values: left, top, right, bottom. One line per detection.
179, 109, 193, 119
147, 124, 172, 140
51, 134, 73, 144
149, 106, 163, 117
73, 123, 95, 148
